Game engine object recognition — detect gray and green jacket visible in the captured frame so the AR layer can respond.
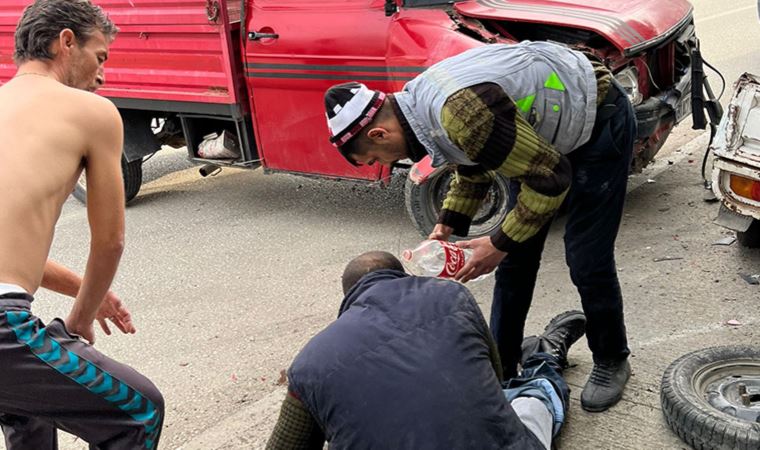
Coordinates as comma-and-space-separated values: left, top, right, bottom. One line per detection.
394, 41, 612, 251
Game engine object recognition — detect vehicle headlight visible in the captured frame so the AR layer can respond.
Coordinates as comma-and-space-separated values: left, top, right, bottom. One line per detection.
614, 67, 643, 106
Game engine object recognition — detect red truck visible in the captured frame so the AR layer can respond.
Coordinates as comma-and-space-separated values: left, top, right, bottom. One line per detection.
0, 0, 710, 237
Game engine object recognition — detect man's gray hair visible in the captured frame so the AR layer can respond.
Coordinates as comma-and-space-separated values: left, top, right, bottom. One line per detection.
14, 0, 118, 64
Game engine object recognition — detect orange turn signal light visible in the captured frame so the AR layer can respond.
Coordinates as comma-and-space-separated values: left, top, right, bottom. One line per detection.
730, 175, 760, 202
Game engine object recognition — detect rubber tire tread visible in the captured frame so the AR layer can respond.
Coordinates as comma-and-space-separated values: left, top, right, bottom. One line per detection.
404, 170, 510, 240
737, 220, 760, 249
660, 345, 760, 450
121, 157, 143, 203
72, 155, 143, 204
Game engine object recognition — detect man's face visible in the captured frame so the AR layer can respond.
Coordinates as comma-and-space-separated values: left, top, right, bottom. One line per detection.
350, 147, 403, 167
65, 30, 110, 92
349, 128, 409, 167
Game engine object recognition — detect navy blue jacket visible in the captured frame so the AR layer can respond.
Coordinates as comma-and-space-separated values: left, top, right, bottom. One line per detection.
287, 270, 544, 449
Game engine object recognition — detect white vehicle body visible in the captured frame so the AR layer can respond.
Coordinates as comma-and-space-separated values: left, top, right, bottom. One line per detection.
711, 73, 760, 246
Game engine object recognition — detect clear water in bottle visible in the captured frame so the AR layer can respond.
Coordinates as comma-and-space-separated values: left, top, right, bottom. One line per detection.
401, 240, 474, 279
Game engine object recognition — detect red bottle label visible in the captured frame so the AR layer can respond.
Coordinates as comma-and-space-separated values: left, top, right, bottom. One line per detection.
437, 241, 465, 278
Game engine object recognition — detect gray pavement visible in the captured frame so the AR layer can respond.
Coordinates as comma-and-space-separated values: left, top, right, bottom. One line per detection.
3, 1, 760, 449
12, 129, 760, 450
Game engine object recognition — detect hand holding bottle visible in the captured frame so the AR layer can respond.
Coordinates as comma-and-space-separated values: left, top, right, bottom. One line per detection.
401, 238, 500, 282
452, 237, 506, 283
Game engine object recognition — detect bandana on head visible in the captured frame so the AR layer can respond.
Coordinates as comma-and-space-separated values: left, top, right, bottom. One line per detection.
324, 82, 386, 148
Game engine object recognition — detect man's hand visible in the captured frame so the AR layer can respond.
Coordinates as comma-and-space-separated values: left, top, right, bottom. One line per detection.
64, 314, 96, 344
96, 291, 136, 336
454, 237, 507, 283
429, 224, 454, 241
64, 292, 135, 344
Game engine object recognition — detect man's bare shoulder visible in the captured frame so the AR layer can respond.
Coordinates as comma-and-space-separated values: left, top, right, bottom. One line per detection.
0, 79, 120, 128
65, 86, 121, 126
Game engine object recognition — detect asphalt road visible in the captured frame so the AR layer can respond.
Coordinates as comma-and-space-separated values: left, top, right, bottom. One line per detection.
4, 1, 760, 449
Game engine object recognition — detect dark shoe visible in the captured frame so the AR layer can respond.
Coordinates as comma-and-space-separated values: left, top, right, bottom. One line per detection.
581, 358, 631, 412
520, 310, 586, 369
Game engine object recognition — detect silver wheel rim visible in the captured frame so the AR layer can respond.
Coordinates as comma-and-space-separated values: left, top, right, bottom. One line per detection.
429, 170, 509, 237
695, 359, 760, 422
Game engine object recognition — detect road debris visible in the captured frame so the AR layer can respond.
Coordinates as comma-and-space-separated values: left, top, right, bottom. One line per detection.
277, 369, 288, 386
725, 319, 742, 327
713, 236, 736, 246
738, 273, 760, 285
653, 256, 684, 262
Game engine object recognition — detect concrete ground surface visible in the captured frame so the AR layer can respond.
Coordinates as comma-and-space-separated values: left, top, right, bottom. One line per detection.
3, 1, 759, 449
6, 129, 757, 450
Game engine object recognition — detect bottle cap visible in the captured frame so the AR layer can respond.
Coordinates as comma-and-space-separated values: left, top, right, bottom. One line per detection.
401, 250, 412, 261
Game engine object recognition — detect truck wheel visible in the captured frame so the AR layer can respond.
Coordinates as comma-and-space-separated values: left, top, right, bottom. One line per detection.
404, 168, 510, 239
660, 346, 760, 450
737, 220, 760, 248
72, 155, 143, 204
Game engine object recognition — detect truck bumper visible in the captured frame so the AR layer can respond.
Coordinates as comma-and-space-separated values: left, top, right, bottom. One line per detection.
712, 158, 760, 231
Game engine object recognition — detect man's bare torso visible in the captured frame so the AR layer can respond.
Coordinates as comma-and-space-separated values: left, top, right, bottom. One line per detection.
0, 76, 100, 293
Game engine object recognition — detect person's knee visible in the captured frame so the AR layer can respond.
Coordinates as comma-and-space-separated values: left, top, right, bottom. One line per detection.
565, 249, 616, 286
144, 382, 165, 417
152, 389, 165, 416
135, 378, 165, 430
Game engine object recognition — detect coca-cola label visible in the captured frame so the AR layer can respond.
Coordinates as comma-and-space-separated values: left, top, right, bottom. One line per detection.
438, 241, 465, 278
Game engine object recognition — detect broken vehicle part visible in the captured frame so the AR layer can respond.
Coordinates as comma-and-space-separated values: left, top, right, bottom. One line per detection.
711, 73, 760, 247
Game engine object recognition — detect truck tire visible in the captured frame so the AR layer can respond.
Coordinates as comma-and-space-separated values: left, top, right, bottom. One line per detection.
72, 155, 143, 204
404, 168, 510, 239
660, 346, 760, 450
737, 220, 760, 248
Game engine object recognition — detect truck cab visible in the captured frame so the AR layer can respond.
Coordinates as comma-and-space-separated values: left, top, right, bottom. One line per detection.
0, 0, 704, 236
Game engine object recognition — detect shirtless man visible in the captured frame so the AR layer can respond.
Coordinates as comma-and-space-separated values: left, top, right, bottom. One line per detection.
0, 1, 164, 449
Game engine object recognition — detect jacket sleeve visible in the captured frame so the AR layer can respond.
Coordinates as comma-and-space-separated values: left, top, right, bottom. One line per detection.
266, 391, 325, 450
437, 165, 495, 237
439, 83, 571, 252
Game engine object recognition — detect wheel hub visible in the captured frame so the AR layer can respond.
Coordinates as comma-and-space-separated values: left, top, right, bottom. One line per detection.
429, 171, 509, 237
704, 371, 760, 422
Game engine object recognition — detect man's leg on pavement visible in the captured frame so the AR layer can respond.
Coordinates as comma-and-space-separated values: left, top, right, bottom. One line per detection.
510, 397, 553, 449
504, 353, 570, 450
491, 180, 553, 379
0, 300, 164, 450
564, 83, 636, 410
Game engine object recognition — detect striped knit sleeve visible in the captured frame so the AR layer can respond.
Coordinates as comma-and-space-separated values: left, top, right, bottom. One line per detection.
266, 391, 325, 450
583, 51, 613, 106
440, 83, 571, 252
438, 165, 494, 237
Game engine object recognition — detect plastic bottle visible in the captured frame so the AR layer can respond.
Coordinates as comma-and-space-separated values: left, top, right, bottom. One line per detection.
401, 239, 491, 281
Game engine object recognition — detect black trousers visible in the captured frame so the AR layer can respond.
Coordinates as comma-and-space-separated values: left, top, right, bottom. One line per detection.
491, 83, 636, 379
0, 294, 164, 450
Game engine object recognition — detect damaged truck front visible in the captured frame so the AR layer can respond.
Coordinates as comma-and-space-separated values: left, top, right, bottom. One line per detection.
0, 1, 711, 238
406, 0, 705, 237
